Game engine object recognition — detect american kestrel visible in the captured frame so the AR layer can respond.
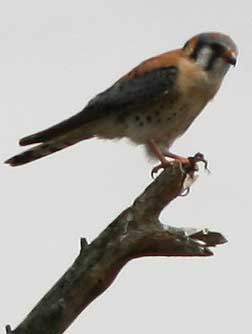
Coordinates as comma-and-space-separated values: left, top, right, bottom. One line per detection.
5, 32, 237, 174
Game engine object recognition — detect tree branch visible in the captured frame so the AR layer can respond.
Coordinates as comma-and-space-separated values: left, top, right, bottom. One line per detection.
6, 162, 227, 334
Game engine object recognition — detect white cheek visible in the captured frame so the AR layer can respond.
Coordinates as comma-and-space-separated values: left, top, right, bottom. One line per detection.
196, 46, 213, 68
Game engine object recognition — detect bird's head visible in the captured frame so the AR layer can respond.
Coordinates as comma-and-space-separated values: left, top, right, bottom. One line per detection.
183, 32, 238, 78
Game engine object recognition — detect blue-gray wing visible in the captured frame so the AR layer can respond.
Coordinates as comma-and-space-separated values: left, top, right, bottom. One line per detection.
89, 66, 177, 109
20, 66, 178, 145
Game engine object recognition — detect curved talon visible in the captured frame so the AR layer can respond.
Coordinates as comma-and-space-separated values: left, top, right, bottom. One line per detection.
195, 153, 211, 174
180, 187, 190, 197
151, 161, 172, 179
151, 152, 210, 179
151, 164, 163, 179
188, 152, 209, 172
194, 152, 208, 168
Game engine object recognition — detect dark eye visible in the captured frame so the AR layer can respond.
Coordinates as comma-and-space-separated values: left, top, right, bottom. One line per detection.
211, 43, 225, 56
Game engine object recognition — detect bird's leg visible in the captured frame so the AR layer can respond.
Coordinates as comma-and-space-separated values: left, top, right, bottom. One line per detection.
163, 151, 190, 164
148, 140, 168, 164
148, 140, 174, 178
148, 140, 209, 178
164, 151, 209, 172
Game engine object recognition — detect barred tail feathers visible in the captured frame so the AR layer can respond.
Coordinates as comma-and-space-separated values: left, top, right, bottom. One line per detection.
5, 132, 92, 167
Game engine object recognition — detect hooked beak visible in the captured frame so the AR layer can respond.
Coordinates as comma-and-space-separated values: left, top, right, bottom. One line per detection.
223, 51, 237, 66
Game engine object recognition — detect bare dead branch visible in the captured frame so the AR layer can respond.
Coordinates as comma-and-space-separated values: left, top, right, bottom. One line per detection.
6, 162, 227, 334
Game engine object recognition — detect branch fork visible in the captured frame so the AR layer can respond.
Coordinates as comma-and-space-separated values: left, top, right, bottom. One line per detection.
6, 158, 226, 334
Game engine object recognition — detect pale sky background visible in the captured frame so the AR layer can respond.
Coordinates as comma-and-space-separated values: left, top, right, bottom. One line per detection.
1, 1, 251, 333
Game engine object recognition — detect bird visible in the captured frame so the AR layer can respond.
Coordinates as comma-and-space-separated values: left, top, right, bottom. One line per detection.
5, 32, 237, 175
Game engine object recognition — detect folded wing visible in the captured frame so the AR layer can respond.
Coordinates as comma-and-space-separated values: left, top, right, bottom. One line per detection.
6, 66, 178, 166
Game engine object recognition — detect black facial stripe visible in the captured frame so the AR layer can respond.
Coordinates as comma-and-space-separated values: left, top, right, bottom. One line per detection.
205, 53, 217, 71
190, 41, 204, 60
211, 43, 226, 56
190, 42, 226, 71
